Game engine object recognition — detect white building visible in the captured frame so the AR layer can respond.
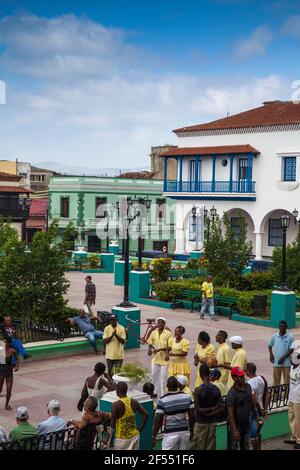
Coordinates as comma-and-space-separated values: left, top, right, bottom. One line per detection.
161, 100, 300, 259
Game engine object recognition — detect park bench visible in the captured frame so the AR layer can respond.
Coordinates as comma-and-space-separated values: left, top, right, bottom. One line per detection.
169, 269, 204, 281
214, 294, 239, 319
172, 289, 201, 312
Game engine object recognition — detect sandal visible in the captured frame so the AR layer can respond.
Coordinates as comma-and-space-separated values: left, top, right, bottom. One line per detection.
5, 405, 12, 410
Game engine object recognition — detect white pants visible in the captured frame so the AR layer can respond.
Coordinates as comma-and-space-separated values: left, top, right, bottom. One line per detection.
152, 363, 168, 399
162, 430, 189, 450
114, 434, 140, 450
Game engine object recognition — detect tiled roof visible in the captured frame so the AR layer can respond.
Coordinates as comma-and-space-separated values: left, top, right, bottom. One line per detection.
29, 198, 48, 216
119, 171, 155, 179
160, 144, 259, 157
0, 186, 31, 193
174, 101, 300, 133
0, 172, 22, 182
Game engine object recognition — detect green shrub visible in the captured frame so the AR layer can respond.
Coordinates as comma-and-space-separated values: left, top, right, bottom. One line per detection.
150, 258, 172, 282
233, 271, 276, 291
88, 253, 100, 268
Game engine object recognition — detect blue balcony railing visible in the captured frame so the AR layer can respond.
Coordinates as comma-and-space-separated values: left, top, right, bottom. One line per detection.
164, 180, 256, 193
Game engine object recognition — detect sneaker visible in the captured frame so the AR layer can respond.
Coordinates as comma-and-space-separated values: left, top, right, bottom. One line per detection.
284, 439, 296, 445
210, 317, 218, 321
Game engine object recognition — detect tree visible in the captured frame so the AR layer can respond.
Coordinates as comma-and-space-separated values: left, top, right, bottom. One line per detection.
204, 212, 253, 287
0, 217, 18, 250
271, 230, 300, 291
0, 222, 70, 323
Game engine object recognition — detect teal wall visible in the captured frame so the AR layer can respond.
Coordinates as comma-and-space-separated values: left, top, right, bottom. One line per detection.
48, 176, 175, 252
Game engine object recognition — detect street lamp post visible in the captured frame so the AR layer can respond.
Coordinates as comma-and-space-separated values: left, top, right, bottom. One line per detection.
292, 208, 300, 229
135, 196, 151, 271
279, 212, 291, 291
191, 206, 199, 250
116, 198, 140, 308
18, 195, 32, 243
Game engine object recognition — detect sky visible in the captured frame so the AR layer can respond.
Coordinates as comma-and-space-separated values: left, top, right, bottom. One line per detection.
0, 0, 300, 169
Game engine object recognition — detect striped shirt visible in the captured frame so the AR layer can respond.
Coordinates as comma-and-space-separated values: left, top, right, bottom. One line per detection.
156, 391, 194, 433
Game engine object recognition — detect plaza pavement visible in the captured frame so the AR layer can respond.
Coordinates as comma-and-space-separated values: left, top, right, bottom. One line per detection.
0, 271, 299, 447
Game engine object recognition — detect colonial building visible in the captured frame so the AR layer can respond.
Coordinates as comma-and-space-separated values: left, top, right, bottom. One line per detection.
161, 100, 300, 258
48, 176, 175, 253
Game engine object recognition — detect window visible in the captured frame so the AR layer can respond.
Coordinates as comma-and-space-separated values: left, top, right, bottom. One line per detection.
283, 156, 296, 182
60, 197, 69, 218
95, 197, 107, 218
231, 217, 241, 239
238, 158, 252, 180
153, 241, 168, 252
189, 160, 196, 181
156, 198, 165, 220
31, 174, 45, 182
188, 216, 202, 242
268, 219, 283, 246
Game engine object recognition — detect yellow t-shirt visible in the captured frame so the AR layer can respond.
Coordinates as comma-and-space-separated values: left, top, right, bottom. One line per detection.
182, 385, 194, 400
201, 281, 213, 298
103, 324, 126, 360
214, 379, 228, 397
216, 343, 231, 385
115, 396, 139, 440
168, 337, 190, 364
194, 343, 216, 388
227, 347, 248, 388
147, 328, 172, 366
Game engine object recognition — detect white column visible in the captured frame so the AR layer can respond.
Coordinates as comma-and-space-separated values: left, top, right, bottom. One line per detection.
254, 232, 263, 260
174, 227, 185, 253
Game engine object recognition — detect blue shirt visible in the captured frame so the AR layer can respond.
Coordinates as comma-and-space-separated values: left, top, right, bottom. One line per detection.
268, 332, 294, 367
37, 416, 67, 435
73, 315, 95, 334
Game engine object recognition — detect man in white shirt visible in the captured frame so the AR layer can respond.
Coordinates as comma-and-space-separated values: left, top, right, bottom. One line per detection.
284, 348, 300, 450
37, 400, 67, 435
246, 362, 269, 450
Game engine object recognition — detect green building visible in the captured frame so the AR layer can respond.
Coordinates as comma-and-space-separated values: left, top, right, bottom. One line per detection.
48, 176, 175, 253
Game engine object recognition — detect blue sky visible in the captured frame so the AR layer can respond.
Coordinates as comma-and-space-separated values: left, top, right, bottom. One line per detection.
0, 0, 299, 168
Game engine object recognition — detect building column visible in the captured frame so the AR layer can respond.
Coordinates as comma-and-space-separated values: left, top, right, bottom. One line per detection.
229, 155, 235, 192
163, 157, 168, 191
247, 154, 253, 192
254, 232, 263, 260
211, 156, 216, 192
195, 157, 199, 192
179, 157, 183, 192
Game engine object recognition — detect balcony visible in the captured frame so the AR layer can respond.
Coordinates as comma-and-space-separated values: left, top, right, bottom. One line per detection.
164, 180, 256, 194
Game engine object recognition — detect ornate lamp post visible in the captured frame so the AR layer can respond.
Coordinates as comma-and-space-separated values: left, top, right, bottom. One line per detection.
292, 208, 300, 228
279, 212, 291, 291
18, 195, 32, 243
116, 198, 140, 308
191, 206, 200, 251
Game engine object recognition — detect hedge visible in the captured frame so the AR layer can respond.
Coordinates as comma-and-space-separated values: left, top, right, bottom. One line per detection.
153, 279, 271, 316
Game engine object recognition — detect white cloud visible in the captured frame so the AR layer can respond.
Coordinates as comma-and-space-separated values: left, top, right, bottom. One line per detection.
0, 14, 292, 168
234, 26, 273, 59
282, 15, 300, 38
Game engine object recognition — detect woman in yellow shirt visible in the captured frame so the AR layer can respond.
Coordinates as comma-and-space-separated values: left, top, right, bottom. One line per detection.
166, 326, 191, 384
194, 331, 217, 389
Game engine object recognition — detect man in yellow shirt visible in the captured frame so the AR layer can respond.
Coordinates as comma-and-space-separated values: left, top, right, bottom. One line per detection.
103, 315, 126, 377
216, 330, 231, 385
147, 317, 172, 399
227, 335, 248, 389
200, 274, 217, 321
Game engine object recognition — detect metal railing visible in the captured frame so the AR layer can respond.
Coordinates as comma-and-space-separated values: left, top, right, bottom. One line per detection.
0, 321, 85, 343
0, 424, 112, 451
165, 180, 256, 193
267, 383, 289, 411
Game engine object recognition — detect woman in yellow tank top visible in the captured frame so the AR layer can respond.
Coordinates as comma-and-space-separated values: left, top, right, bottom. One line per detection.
166, 326, 191, 384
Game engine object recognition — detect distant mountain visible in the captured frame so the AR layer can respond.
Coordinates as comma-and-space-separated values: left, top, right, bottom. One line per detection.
34, 161, 150, 177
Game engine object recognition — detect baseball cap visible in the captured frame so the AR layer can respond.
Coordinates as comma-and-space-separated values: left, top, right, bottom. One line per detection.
231, 367, 245, 377
157, 317, 166, 323
47, 400, 61, 413
229, 335, 243, 345
16, 406, 29, 419
176, 375, 188, 386
210, 368, 221, 379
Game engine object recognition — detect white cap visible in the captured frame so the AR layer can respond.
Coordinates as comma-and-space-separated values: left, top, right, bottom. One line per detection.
16, 406, 29, 419
47, 400, 61, 413
229, 335, 243, 345
157, 317, 166, 323
176, 375, 188, 386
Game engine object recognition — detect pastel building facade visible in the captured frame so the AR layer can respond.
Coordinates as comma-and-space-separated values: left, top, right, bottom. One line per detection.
161, 101, 300, 258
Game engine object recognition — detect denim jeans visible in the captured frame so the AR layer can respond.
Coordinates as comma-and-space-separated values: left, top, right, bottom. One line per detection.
84, 330, 103, 352
200, 298, 215, 319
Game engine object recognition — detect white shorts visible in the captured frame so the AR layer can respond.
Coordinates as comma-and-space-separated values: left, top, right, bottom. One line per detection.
114, 433, 140, 450
162, 430, 189, 450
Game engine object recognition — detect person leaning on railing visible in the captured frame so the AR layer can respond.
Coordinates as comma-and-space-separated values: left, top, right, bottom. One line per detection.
0, 316, 32, 360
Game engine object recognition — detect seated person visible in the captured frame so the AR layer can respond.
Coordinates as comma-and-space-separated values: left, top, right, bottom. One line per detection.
37, 400, 67, 435
9, 406, 38, 441
66, 309, 104, 354
1, 316, 31, 360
